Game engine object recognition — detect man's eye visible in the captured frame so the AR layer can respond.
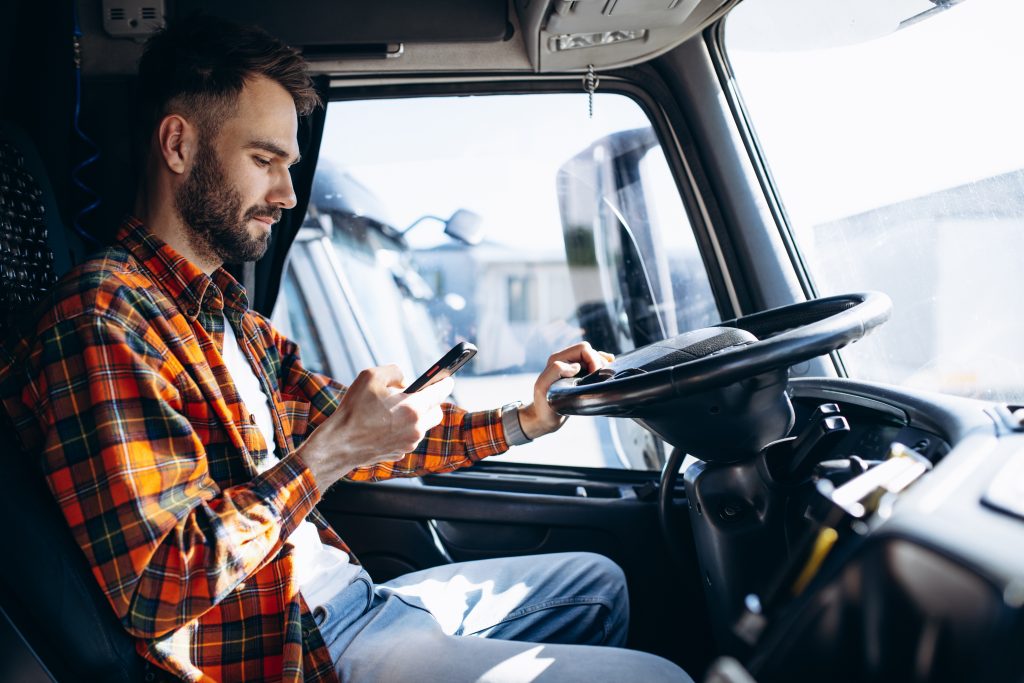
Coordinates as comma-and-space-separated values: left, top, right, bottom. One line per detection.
254, 156, 271, 167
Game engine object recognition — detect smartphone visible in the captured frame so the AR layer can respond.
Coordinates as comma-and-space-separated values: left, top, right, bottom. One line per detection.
403, 342, 478, 393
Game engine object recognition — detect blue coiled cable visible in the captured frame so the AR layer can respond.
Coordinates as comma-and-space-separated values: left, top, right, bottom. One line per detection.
71, 0, 101, 246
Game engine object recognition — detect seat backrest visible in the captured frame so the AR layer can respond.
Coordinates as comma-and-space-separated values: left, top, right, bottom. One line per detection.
0, 122, 169, 682
0, 122, 83, 334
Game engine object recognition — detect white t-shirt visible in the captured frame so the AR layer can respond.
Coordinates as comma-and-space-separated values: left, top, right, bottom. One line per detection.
220, 316, 360, 609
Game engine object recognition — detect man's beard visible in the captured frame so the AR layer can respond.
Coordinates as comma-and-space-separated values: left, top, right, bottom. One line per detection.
175, 143, 282, 265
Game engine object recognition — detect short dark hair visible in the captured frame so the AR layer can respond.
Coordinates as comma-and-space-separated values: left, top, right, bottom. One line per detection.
137, 14, 320, 145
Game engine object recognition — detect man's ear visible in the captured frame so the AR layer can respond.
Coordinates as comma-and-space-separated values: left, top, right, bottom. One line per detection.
156, 114, 197, 175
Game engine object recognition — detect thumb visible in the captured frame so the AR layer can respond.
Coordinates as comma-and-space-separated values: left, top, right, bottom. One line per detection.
557, 360, 582, 377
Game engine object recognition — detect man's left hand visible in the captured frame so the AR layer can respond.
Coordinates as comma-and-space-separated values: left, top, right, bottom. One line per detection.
518, 341, 614, 440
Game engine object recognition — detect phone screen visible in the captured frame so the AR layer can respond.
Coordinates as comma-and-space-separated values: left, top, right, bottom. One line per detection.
404, 342, 478, 393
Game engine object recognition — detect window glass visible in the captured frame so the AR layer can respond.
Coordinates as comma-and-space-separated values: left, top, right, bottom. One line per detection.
306, 92, 719, 469
725, 0, 1024, 402
275, 269, 330, 376
324, 213, 446, 377
507, 275, 535, 324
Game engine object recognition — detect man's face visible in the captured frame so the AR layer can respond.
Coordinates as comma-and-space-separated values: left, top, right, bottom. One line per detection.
175, 76, 300, 265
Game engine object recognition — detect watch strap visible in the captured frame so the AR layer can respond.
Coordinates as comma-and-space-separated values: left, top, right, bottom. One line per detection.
501, 401, 533, 447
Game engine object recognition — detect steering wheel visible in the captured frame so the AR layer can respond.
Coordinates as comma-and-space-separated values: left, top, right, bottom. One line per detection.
547, 292, 891, 462
549, 292, 891, 567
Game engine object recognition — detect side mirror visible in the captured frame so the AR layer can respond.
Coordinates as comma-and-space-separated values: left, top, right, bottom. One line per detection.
444, 209, 485, 246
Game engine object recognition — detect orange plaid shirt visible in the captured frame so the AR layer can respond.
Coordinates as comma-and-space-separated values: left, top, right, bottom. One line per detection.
0, 218, 510, 682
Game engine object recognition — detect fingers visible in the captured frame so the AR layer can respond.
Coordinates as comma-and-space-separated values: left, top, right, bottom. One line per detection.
555, 360, 582, 378
354, 364, 406, 393
535, 359, 579, 395
386, 376, 453, 451
407, 377, 451, 433
415, 403, 445, 435
578, 343, 608, 373
378, 364, 406, 389
546, 341, 612, 374
415, 375, 455, 404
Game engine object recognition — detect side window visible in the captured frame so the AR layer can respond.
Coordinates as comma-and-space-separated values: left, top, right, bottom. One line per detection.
303, 92, 718, 469
273, 267, 330, 377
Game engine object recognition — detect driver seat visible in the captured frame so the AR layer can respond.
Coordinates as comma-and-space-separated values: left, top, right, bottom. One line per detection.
0, 122, 174, 682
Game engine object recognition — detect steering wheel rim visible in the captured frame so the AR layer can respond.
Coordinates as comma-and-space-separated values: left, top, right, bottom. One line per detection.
548, 292, 892, 417
658, 446, 691, 569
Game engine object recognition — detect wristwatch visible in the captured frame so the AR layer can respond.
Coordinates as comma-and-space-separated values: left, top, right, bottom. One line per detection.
501, 401, 533, 447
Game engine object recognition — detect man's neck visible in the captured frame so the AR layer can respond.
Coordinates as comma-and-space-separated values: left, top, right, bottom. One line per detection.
134, 194, 223, 275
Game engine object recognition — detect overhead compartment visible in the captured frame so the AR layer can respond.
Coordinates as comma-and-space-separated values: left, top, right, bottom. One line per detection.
517, 0, 738, 72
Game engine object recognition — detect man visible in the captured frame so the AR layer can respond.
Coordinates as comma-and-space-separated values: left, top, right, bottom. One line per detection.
0, 16, 690, 683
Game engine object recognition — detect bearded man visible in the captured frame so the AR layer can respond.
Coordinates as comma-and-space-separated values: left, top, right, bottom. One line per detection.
0, 15, 690, 683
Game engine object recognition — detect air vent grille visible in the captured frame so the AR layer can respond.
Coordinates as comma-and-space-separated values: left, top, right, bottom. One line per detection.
102, 0, 165, 37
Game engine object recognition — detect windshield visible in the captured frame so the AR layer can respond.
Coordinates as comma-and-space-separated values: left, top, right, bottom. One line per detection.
724, 0, 1024, 402
306, 92, 719, 469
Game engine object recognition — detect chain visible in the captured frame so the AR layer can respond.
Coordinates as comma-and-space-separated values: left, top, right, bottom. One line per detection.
583, 64, 600, 119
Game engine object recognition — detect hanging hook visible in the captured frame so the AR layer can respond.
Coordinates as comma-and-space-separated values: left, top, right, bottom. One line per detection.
583, 64, 600, 119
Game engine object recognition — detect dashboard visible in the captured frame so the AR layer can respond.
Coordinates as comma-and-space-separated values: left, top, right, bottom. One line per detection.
685, 377, 1024, 682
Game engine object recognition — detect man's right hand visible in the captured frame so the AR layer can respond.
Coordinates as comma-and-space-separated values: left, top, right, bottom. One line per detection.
295, 364, 455, 492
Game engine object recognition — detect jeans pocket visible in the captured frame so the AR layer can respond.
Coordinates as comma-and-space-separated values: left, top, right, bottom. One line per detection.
318, 575, 374, 652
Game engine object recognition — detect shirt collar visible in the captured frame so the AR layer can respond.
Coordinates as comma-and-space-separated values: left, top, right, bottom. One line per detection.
116, 216, 251, 320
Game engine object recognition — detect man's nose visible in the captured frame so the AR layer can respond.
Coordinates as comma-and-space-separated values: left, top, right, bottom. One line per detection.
269, 168, 298, 210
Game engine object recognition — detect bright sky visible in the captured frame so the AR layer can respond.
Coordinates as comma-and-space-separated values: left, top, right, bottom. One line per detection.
725, 0, 1024, 226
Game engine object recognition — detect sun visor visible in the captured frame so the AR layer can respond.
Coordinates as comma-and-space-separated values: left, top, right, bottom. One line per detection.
173, 0, 510, 47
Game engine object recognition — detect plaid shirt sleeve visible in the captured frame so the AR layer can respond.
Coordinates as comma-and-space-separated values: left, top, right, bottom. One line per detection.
344, 403, 510, 482
267, 321, 510, 482
23, 313, 321, 639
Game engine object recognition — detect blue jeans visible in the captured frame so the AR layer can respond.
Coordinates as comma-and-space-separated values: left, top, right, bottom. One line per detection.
314, 552, 692, 682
